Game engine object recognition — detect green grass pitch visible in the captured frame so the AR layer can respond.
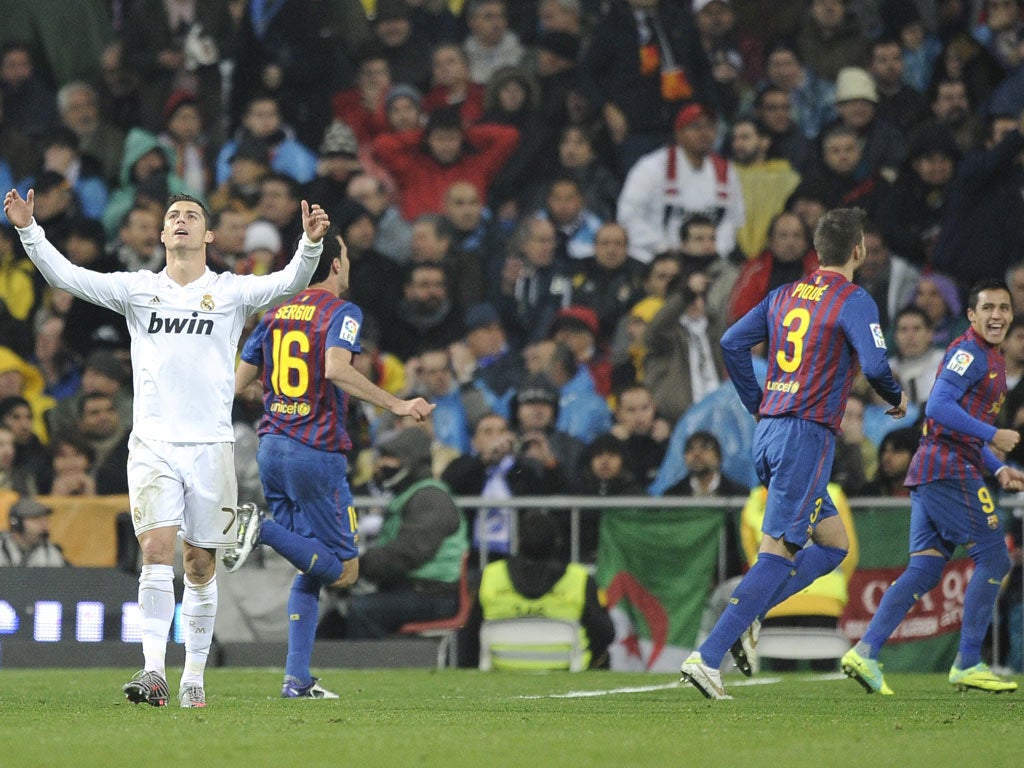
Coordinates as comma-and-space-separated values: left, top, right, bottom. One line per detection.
1, 669, 1021, 768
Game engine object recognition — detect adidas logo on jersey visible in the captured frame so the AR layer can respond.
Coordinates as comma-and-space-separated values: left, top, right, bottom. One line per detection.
147, 311, 214, 335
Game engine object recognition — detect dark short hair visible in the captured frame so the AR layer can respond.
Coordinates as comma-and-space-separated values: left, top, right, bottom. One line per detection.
894, 304, 932, 329
309, 226, 342, 285
0, 396, 30, 428
754, 85, 789, 110
51, 433, 96, 465
767, 211, 806, 242
870, 35, 902, 57
0, 40, 32, 62
413, 213, 455, 242
731, 115, 769, 138
166, 193, 211, 229
613, 381, 652, 402
547, 174, 583, 197
821, 122, 860, 146
680, 214, 716, 242
425, 106, 463, 135
684, 430, 721, 458
764, 38, 801, 67
879, 426, 920, 457
120, 202, 159, 231
77, 391, 116, 419
930, 76, 969, 106
261, 172, 302, 201
967, 279, 1011, 312
813, 207, 866, 267
404, 261, 446, 286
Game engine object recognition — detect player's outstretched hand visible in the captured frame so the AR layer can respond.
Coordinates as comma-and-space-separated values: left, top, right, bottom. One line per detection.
397, 397, 436, 423
992, 428, 1021, 454
885, 391, 909, 419
301, 200, 330, 243
997, 465, 1024, 492
3, 188, 34, 228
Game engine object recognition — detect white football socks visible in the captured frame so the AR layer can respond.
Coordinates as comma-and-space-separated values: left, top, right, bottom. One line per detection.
138, 563, 175, 676
180, 573, 217, 688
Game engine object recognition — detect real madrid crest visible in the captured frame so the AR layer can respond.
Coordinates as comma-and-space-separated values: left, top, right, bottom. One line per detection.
201, 294, 215, 311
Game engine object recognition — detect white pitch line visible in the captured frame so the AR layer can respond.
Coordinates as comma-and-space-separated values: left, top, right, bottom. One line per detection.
518, 673, 845, 699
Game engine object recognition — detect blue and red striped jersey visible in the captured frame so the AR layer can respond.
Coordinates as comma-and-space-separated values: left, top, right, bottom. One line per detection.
241, 288, 363, 453
905, 327, 1006, 485
721, 269, 902, 431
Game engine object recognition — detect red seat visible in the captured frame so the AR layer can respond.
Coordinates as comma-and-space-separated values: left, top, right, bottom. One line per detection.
396, 552, 472, 669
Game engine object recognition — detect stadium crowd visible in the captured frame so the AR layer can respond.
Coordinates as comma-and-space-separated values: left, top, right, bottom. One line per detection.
0, 0, 1023, 670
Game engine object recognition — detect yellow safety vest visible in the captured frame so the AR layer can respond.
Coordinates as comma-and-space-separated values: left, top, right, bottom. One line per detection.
740, 482, 858, 619
479, 560, 591, 670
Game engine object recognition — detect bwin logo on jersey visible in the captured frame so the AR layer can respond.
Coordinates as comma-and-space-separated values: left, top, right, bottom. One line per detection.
147, 311, 214, 335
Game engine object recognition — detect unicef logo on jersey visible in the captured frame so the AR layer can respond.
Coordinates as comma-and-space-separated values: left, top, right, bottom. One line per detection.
269, 400, 311, 416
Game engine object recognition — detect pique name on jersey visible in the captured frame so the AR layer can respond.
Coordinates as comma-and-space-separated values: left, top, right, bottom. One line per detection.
790, 282, 829, 301
146, 311, 214, 335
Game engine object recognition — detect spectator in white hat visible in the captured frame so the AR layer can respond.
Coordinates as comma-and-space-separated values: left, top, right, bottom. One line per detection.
831, 66, 906, 181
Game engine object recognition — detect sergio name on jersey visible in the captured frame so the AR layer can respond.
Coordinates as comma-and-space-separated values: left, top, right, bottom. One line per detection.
242, 288, 361, 453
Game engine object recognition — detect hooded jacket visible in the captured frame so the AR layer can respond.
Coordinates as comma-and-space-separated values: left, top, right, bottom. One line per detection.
0, 347, 55, 443
101, 128, 192, 237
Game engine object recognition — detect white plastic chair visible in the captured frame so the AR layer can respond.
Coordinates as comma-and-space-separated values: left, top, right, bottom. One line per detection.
479, 618, 585, 672
755, 625, 851, 661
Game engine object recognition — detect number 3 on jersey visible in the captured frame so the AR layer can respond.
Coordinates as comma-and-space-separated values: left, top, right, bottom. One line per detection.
776, 307, 811, 373
270, 328, 310, 397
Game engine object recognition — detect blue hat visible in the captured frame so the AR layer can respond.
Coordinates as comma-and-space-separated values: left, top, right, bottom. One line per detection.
464, 302, 500, 332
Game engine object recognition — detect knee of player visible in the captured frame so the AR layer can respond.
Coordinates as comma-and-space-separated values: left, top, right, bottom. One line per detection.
138, 528, 177, 565
183, 546, 218, 584
979, 544, 1012, 579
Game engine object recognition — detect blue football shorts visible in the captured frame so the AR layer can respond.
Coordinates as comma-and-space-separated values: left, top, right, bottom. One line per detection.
753, 416, 838, 548
908, 477, 1004, 559
256, 433, 358, 561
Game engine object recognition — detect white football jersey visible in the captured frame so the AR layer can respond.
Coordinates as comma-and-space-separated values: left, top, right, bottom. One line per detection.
17, 221, 321, 443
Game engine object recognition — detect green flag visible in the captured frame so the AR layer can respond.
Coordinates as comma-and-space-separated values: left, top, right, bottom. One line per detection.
596, 507, 724, 670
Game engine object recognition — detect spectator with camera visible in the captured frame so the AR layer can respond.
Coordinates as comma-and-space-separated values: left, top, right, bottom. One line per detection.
442, 411, 560, 559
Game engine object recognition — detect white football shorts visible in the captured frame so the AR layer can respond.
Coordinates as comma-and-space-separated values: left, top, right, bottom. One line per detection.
127, 435, 239, 548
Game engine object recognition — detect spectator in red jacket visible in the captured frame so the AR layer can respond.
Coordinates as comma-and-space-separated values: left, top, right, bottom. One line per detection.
330, 44, 393, 146
727, 211, 817, 323
373, 107, 518, 221
422, 43, 485, 126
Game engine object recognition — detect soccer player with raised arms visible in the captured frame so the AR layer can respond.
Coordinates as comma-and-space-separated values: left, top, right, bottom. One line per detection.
680, 207, 909, 699
4, 187, 331, 708
225, 228, 434, 698
842, 279, 1024, 695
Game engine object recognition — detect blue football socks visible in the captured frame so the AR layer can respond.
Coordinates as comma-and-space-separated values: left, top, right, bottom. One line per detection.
284, 574, 321, 684
761, 544, 848, 620
957, 540, 1012, 669
259, 518, 345, 585
860, 554, 946, 658
699, 552, 794, 668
